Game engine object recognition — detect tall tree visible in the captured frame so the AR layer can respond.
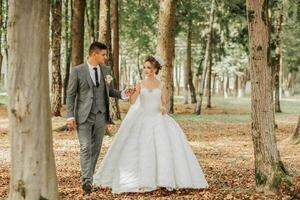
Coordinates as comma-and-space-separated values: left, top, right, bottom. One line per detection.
1, 0, 8, 82
62, 0, 72, 105
246, 0, 287, 193
51, 0, 63, 116
0, 0, 3, 78
274, 6, 283, 113
7, 0, 59, 199
184, 10, 197, 104
195, 0, 215, 115
112, 0, 119, 89
71, 0, 85, 66
99, 0, 121, 120
85, 0, 99, 43
156, 0, 176, 114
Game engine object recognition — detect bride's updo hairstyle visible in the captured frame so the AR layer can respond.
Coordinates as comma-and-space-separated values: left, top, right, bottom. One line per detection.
144, 55, 165, 75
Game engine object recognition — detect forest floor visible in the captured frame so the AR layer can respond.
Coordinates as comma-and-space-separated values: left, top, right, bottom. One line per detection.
0, 96, 300, 200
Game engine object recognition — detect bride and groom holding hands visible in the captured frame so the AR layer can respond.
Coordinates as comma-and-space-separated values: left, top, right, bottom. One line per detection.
66, 42, 208, 195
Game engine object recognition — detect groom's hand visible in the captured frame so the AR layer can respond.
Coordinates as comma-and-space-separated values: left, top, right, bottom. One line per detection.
67, 119, 76, 130
124, 87, 136, 97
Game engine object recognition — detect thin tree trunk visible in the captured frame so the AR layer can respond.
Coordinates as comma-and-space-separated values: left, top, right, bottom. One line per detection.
112, 0, 119, 89
195, 0, 214, 115
99, 0, 111, 60
94, 0, 99, 40
175, 59, 181, 96
187, 20, 197, 104
246, 0, 287, 193
99, 0, 121, 121
85, 0, 96, 43
234, 74, 238, 97
223, 75, 228, 98
71, 0, 85, 66
156, 0, 176, 114
63, 0, 71, 105
8, 0, 59, 199
136, 48, 142, 80
206, 55, 212, 108
292, 116, 300, 144
286, 71, 295, 96
51, 0, 62, 116
0, 0, 3, 79
3, 0, 8, 84
274, 6, 283, 112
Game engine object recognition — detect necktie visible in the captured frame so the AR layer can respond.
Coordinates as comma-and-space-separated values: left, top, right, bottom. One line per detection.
93, 67, 100, 88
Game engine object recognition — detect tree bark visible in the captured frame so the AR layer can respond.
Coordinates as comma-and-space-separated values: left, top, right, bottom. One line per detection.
206, 55, 212, 108
7, 0, 59, 199
195, 0, 214, 115
175, 58, 181, 96
184, 17, 197, 104
246, 0, 287, 193
0, 0, 3, 79
112, 0, 119, 89
85, 0, 96, 43
274, 6, 283, 112
156, 0, 176, 114
71, 0, 85, 66
234, 75, 239, 97
62, 0, 71, 105
99, 0, 121, 121
292, 116, 300, 144
51, 0, 62, 116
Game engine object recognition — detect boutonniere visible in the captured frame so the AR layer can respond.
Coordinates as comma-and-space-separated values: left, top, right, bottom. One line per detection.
105, 75, 114, 85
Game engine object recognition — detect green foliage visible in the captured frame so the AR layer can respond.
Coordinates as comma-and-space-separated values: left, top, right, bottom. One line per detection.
282, 0, 300, 73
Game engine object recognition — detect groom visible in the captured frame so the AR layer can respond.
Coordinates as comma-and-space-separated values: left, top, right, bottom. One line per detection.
66, 42, 134, 195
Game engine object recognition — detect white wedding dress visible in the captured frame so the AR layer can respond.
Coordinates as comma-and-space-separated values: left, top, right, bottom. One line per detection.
93, 80, 208, 194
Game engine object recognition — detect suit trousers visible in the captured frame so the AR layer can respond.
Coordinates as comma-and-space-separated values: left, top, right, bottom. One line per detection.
76, 111, 107, 185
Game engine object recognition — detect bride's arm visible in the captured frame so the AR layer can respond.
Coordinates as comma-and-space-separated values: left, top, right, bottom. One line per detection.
129, 82, 141, 104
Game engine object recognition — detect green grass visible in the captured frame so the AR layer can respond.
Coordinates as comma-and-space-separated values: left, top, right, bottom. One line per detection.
172, 96, 300, 124
171, 113, 251, 123
0, 95, 7, 106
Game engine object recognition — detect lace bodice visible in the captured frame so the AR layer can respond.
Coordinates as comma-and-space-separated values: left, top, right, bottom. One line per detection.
139, 81, 163, 114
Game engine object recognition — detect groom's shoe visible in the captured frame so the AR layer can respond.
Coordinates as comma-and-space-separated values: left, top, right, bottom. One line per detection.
82, 182, 92, 195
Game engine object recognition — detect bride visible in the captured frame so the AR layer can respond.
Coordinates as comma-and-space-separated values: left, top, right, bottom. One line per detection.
93, 55, 208, 194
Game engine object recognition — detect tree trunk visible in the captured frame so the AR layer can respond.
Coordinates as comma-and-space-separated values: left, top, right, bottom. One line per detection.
292, 116, 300, 144
0, 0, 3, 79
85, 0, 96, 43
186, 18, 197, 104
111, 0, 119, 89
7, 0, 59, 199
99, 0, 111, 59
274, 6, 283, 112
99, 0, 120, 121
156, 0, 176, 114
195, 0, 214, 115
234, 75, 238, 97
223, 75, 229, 98
175, 59, 181, 96
63, 0, 71, 105
246, 0, 287, 193
285, 71, 295, 97
71, 0, 85, 66
206, 55, 212, 108
51, 0, 62, 116
2, 0, 9, 84
238, 75, 246, 98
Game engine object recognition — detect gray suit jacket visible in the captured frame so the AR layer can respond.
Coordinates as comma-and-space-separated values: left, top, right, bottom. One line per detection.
66, 62, 122, 124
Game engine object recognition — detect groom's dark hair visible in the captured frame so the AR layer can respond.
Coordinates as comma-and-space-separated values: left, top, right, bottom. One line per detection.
89, 42, 108, 55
